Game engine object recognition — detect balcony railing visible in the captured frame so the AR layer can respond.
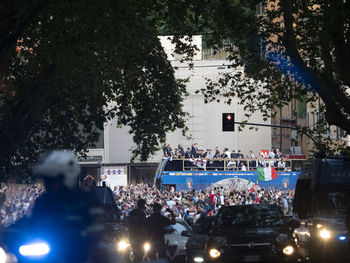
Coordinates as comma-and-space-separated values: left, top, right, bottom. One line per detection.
163, 158, 306, 172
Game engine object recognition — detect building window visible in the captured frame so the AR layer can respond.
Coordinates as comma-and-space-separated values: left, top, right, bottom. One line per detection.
312, 112, 315, 129
307, 112, 310, 127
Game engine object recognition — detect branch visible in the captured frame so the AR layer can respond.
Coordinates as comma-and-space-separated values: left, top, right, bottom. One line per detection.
328, 0, 350, 85
0, 0, 50, 59
280, 0, 350, 133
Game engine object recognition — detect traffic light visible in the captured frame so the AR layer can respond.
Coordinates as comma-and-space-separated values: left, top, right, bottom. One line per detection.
222, 113, 235, 132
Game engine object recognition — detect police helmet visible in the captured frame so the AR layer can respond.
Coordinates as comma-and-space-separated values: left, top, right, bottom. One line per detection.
33, 150, 80, 189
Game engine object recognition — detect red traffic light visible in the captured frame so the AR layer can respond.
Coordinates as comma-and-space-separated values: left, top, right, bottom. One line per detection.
222, 113, 235, 132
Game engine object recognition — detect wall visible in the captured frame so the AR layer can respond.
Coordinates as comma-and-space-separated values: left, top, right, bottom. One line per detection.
104, 59, 272, 163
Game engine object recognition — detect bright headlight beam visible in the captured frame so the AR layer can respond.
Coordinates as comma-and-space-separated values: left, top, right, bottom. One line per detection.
19, 242, 50, 256
117, 240, 129, 251
283, 245, 294, 255
194, 256, 204, 262
209, 248, 221, 258
0, 247, 7, 263
143, 242, 150, 252
319, 229, 331, 240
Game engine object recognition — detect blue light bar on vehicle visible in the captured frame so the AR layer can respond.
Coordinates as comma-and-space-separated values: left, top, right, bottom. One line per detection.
337, 235, 347, 241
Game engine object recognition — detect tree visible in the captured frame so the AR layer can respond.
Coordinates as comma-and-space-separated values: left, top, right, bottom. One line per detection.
158, 0, 350, 153
0, 0, 194, 178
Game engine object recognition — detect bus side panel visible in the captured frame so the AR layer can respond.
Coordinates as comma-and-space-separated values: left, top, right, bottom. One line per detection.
161, 171, 300, 190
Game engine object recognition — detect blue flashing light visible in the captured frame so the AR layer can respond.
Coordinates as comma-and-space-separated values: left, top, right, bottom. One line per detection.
337, 235, 347, 242
19, 242, 50, 256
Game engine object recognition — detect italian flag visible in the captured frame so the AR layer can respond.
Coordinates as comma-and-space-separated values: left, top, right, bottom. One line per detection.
247, 178, 255, 192
257, 167, 278, 181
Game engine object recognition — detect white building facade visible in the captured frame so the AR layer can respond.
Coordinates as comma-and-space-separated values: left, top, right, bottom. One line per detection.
86, 36, 272, 166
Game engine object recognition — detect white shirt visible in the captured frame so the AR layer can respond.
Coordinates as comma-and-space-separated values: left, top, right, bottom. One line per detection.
167, 200, 176, 209
220, 195, 225, 205
278, 161, 286, 168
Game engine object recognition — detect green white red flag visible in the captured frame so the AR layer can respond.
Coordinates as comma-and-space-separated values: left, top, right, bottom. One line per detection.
257, 167, 278, 181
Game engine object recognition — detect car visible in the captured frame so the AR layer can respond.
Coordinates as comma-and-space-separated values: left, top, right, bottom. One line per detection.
93, 186, 120, 224
164, 219, 193, 262
186, 216, 216, 263
204, 204, 299, 263
293, 159, 350, 262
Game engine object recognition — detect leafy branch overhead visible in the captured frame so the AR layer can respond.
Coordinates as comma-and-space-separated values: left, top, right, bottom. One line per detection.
167, 0, 350, 153
0, 0, 196, 176
1, 0, 349, 176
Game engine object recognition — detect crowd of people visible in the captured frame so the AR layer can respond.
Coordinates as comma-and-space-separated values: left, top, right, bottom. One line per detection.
0, 184, 44, 227
163, 143, 290, 171
113, 183, 294, 224
0, 181, 293, 228
163, 143, 283, 160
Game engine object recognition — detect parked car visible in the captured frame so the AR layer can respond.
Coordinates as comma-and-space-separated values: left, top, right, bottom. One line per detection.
164, 219, 192, 262
205, 204, 299, 263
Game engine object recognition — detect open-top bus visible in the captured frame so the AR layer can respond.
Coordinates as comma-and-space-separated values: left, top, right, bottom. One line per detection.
155, 158, 304, 191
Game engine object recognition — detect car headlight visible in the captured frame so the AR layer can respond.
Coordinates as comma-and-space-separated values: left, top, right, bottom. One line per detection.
143, 242, 151, 252
0, 247, 7, 263
19, 242, 50, 256
319, 229, 331, 240
282, 245, 294, 256
193, 256, 204, 262
117, 240, 130, 251
209, 248, 221, 258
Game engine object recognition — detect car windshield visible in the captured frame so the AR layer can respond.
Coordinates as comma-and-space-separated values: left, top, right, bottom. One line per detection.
94, 187, 114, 205
165, 221, 191, 234
216, 205, 285, 228
193, 217, 215, 234
315, 190, 349, 211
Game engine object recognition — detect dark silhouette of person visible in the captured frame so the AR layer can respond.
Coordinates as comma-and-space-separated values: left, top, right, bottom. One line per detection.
146, 203, 175, 259
127, 199, 147, 262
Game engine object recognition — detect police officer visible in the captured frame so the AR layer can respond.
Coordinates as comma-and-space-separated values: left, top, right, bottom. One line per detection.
128, 199, 147, 262
147, 203, 176, 259
9, 151, 108, 262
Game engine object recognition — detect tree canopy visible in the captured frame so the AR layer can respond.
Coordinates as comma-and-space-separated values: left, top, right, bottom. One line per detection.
162, 0, 350, 153
0, 0, 193, 177
1, 0, 350, 177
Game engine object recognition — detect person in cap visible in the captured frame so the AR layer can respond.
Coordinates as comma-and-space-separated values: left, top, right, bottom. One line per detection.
127, 198, 147, 262
146, 202, 175, 259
